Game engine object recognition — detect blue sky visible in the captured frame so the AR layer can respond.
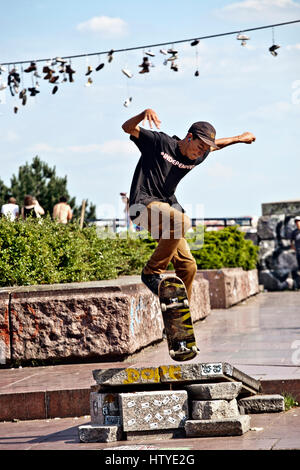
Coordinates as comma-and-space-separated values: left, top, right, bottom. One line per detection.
1, 0, 300, 219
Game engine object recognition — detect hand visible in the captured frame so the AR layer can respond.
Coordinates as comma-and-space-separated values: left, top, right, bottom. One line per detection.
238, 132, 256, 144
142, 108, 161, 129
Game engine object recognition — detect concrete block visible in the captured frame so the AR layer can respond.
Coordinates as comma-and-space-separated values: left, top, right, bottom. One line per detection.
90, 392, 120, 425
93, 362, 261, 396
185, 415, 251, 437
119, 390, 188, 432
262, 200, 300, 216
257, 215, 285, 240
192, 399, 239, 420
78, 424, 123, 443
238, 394, 285, 413
185, 382, 242, 400
198, 269, 259, 309
7, 275, 210, 363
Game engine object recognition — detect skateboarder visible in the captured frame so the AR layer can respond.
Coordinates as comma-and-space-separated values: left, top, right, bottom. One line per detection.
122, 108, 256, 300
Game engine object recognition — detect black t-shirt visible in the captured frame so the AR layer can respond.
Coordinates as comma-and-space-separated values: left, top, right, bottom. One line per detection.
129, 128, 210, 220
291, 228, 300, 252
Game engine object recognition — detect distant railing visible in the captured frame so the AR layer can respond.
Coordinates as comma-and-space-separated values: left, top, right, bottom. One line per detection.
88, 217, 253, 232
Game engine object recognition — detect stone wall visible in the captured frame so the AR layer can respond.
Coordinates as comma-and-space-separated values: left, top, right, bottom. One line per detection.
197, 268, 259, 308
258, 200, 300, 291
0, 274, 210, 364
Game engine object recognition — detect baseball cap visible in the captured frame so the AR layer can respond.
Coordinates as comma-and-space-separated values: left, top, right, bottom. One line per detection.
188, 121, 219, 149
295, 216, 300, 221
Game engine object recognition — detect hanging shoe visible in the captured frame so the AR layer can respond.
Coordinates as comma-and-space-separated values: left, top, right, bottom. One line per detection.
139, 57, 150, 73
191, 39, 200, 46
55, 57, 67, 64
194, 70, 199, 77
170, 61, 178, 72
0, 82, 7, 91
0, 65, 6, 74
269, 44, 280, 56
96, 62, 105, 71
28, 87, 40, 96
43, 68, 54, 80
160, 49, 168, 55
145, 50, 155, 57
34, 70, 41, 78
24, 62, 37, 73
124, 97, 132, 107
122, 68, 133, 78
107, 49, 114, 63
49, 75, 59, 83
65, 64, 75, 82
85, 65, 93, 76
52, 85, 58, 94
14, 106, 18, 114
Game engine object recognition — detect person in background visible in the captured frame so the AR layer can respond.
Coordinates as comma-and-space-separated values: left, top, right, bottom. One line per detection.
52, 196, 73, 224
21, 195, 45, 219
291, 216, 300, 270
1, 196, 19, 221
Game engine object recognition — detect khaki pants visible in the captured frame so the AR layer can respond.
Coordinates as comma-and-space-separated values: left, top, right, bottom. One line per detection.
135, 201, 197, 300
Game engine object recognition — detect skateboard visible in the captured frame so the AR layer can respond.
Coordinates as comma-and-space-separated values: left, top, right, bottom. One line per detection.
158, 276, 199, 362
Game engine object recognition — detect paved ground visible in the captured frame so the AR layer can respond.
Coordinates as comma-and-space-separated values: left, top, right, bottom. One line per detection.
0, 291, 300, 451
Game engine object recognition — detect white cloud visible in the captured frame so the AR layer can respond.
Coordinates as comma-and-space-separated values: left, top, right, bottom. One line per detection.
215, 0, 300, 20
76, 16, 128, 37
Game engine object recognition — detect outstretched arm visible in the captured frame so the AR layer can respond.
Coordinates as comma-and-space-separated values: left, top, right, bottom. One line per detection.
211, 132, 256, 152
122, 108, 161, 138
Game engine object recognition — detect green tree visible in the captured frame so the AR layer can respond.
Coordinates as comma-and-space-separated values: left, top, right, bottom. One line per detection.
0, 178, 10, 208
8, 156, 96, 221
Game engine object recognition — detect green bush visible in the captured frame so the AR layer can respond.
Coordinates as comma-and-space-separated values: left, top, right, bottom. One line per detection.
189, 226, 259, 271
0, 219, 258, 288
0, 217, 154, 287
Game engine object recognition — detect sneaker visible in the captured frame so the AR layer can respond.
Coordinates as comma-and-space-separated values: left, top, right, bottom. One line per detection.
141, 271, 162, 295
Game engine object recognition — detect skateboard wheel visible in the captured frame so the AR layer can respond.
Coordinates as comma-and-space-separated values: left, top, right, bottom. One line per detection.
161, 303, 167, 312
191, 346, 198, 354
170, 349, 175, 358
183, 299, 189, 307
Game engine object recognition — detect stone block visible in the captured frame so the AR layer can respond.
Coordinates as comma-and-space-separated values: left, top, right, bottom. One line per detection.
192, 399, 239, 420
8, 274, 210, 363
0, 289, 11, 364
190, 274, 211, 321
262, 200, 300, 216
93, 362, 261, 396
198, 269, 259, 309
238, 394, 285, 413
185, 382, 242, 400
185, 415, 251, 437
119, 390, 188, 432
78, 424, 123, 443
257, 215, 285, 240
90, 391, 120, 425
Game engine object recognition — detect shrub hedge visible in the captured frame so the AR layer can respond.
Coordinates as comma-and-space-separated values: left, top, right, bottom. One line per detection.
0, 217, 258, 287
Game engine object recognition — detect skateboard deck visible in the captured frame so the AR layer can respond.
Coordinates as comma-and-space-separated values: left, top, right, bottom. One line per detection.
158, 275, 198, 362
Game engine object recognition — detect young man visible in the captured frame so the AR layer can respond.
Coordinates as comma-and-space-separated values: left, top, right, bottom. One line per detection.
1, 196, 19, 221
122, 108, 256, 299
53, 196, 73, 224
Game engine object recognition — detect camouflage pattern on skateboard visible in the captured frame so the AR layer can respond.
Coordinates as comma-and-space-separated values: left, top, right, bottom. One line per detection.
158, 276, 199, 362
